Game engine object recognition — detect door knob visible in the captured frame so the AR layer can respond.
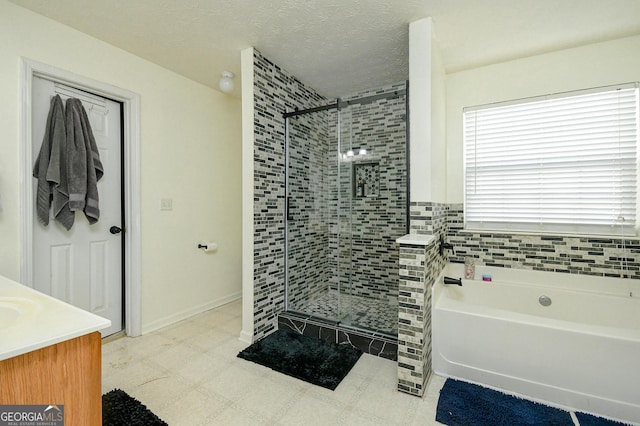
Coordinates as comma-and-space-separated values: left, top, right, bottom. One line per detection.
109, 226, 122, 235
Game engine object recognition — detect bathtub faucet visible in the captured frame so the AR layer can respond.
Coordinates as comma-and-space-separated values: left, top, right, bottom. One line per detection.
439, 236, 455, 256
443, 276, 462, 286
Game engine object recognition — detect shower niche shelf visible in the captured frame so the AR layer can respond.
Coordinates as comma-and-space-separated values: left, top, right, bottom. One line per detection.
353, 161, 380, 199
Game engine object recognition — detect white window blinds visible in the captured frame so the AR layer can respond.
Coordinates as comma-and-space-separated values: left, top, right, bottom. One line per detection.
464, 83, 639, 236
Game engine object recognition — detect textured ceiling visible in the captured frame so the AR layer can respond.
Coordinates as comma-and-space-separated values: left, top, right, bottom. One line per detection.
9, 0, 640, 98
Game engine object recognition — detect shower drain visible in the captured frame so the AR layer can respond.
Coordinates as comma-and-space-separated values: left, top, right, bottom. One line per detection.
538, 295, 552, 307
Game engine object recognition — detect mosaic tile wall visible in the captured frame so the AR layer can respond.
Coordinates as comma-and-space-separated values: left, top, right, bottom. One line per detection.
410, 202, 448, 238
252, 49, 327, 339
446, 204, 640, 279
397, 244, 428, 396
397, 202, 447, 397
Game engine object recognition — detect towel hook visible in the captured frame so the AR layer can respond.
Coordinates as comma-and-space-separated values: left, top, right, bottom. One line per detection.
88, 104, 110, 116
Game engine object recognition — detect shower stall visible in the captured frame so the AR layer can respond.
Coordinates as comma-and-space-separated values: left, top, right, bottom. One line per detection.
282, 83, 408, 345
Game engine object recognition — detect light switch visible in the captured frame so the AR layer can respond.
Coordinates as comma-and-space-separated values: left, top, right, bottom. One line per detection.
160, 198, 173, 211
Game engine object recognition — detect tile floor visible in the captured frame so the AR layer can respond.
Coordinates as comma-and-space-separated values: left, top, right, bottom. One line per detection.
102, 299, 447, 425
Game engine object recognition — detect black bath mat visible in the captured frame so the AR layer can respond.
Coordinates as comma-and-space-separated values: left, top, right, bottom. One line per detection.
237, 328, 362, 390
103, 389, 168, 426
436, 378, 573, 425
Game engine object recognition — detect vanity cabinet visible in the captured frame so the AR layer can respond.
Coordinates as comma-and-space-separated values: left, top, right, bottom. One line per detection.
0, 274, 110, 426
0, 332, 102, 425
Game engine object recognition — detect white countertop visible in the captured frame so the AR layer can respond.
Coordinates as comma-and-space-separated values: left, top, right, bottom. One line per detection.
396, 234, 436, 246
0, 274, 111, 362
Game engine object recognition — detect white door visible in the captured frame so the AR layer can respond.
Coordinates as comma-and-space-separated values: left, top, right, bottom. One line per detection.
31, 76, 123, 337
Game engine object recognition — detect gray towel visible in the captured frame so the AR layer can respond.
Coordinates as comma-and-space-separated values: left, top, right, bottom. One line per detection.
33, 95, 74, 229
66, 98, 103, 224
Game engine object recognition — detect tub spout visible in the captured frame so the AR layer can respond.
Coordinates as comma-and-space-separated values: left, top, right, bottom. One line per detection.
444, 276, 462, 286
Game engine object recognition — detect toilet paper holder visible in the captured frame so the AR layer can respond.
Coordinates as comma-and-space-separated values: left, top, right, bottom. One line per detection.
197, 242, 218, 252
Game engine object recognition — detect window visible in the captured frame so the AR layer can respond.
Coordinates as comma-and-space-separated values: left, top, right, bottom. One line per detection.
464, 83, 639, 236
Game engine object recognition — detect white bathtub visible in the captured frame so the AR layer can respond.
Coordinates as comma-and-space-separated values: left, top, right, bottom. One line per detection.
432, 263, 640, 425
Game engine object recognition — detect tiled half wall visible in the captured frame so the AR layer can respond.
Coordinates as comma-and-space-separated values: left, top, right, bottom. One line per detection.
397, 202, 447, 397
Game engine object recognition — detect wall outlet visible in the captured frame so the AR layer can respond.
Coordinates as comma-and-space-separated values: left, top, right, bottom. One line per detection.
160, 198, 173, 211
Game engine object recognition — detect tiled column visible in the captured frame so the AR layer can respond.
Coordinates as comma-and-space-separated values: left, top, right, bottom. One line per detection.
397, 237, 435, 396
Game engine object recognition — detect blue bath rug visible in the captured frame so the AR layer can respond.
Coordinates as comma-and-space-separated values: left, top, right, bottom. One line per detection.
436, 378, 573, 425
575, 412, 630, 426
237, 328, 362, 390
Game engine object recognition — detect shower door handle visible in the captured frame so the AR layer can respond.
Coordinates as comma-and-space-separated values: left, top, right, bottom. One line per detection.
286, 197, 294, 221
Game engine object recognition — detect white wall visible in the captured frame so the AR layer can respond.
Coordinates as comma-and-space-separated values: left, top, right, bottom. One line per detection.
240, 47, 254, 343
0, 1, 242, 332
446, 34, 640, 203
430, 34, 447, 203
409, 17, 447, 203
409, 19, 432, 202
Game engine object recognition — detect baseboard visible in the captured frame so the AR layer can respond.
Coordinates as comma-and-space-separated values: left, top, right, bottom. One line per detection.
141, 292, 241, 334
238, 329, 253, 344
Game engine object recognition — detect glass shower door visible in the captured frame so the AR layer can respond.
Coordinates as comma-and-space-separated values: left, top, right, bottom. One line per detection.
285, 84, 407, 337
332, 93, 406, 336
285, 108, 349, 322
